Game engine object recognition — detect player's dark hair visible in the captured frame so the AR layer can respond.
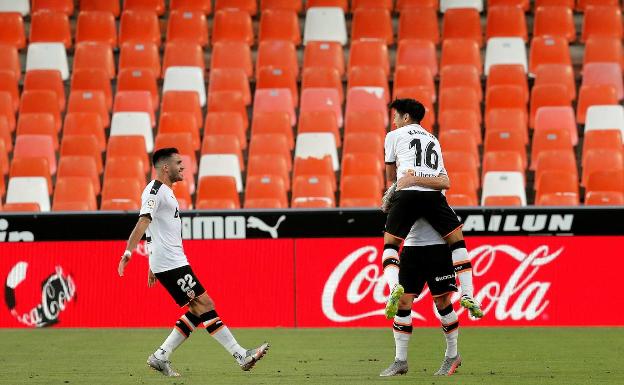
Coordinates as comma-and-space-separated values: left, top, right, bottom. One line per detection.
152, 147, 179, 167
388, 98, 426, 124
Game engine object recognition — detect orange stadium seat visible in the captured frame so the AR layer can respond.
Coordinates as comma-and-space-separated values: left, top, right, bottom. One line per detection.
0, 71, 19, 113
398, 6, 439, 45
23, 70, 65, 112
534, 106, 578, 145
293, 156, 335, 192
303, 42, 345, 77
253, 89, 296, 125
13, 135, 57, 174
10, 157, 52, 195
486, 5, 528, 42
486, 108, 528, 145
0, 92, 15, 133
75, 11, 117, 48
343, 133, 383, 158
167, 10, 209, 47
0, 140, 7, 176
291, 175, 335, 208
349, 40, 390, 77
16, 113, 58, 150
582, 130, 623, 166
67, 90, 109, 127
19, 90, 61, 132
170, 0, 211, 14
248, 154, 290, 191
487, 64, 528, 103
251, 112, 294, 149
256, 40, 299, 77
201, 134, 244, 171
446, 183, 478, 206
162, 91, 202, 129
306, 0, 348, 11
585, 191, 624, 205
341, 153, 384, 192
302, 67, 343, 103
482, 151, 524, 180
71, 68, 112, 110
245, 176, 288, 208
298, 111, 341, 147
80, 0, 120, 16
397, 0, 438, 10
259, 9, 300, 45
114, 91, 156, 126
300, 88, 343, 127
208, 90, 248, 129
205, 112, 247, 150
119, 10, 161, 47
577, 0, 620, 11
344, 111, 387, 144
159, 112, 200, 150
123, 0, 165, 15
534, 64, 576, 101
530, 84, 570, 127
340, 175, 381, 207
351, 0, 392, 10
489, 0, 529, 10
210, 41, 253, 77
57, 156, 100, 195
346, 88, 387, 126
351, 8, 393, 45
439, 87, 481, 124
195, 176, 240, 209
586, 170, 624, 196
117, 68, 159, 107
582, 62, 623, 101
440, 65, 481, 101
441, 39, 482, 75
104, 156, 146, 185
483, 196, 523, 206
443, 8, 482, 47
0, 45, 20, 81
535, 0, 574, 7
29, 11, 72, 49
393, 66, 435, 102
106, 135, 148, 173
439, 109, 482, 145
0, 117, 11, 152
172, 181, 192, 210
32, 0, 74, 14
531, 128, 573, 169
61, 135, 102, 174
257, 67, 298, 106
535, 171, 579, 206
119, 42, 160, 79
73, 42, 115, 79
162, 42, 206, 76
261, 0, 302, 12
212, 9, 254, 46
348, 66, 390, 103
63, 113, 106, 152
215, 0, 257, 14
529, 36, 571, 75
484, 130, 527, 170
534, 6, 576, 42
584, 37, 623, 71
534, 150, 578, 184
396, 39, 438, 77
486, 85, 527, 122
248, 134, 291, 170
583, 149, 624, 186
0, 13, 25, 49
576, 85, 618, 124
582, 5, 623, 42
53, 177, 97, 211
440, 130, 479, 166
101, 178, 143, 211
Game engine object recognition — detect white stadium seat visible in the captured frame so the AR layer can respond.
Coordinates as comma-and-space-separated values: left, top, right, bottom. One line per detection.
485, 38, 527, 76
303, 7, 348, 46
440, 0, 483, 13
295, 133, 339, 171
481, 172, 527, 206
6, 177, 50, 212
25, 43, 69, 80
198, 154, 243, 192
585, 105, 624, 143
163, 66, 206, 106
109, 112, 154, 152
0, 0, 29, 15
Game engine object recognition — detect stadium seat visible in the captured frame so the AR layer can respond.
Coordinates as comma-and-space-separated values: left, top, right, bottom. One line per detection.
534, 150, 578, 185
294, 155, 335, 191
29, 10, 71, 49
303, 42, 344, 77
163, 67, 205, 107
71, 68, 112, 111
583, 37, 623, 70
259, 9, 300, 45
245, 176, 288, 209
201, 134, 243, 171
52, 177, 97, 211
582, 130, 623, 166
104, 156, 146, 184
534, 64, 576, 101
248, 134, 292, 170
440, 65, 481, 101
114, 91, 155, 127
0, 92, 15, 133
61, 136, 102, 175
485, 85, 527, 122
485, 108, 528, 145
291, 175, 335, 208
531, 128, 573, 169
0, 0, 30, 15
340, 175, 381, 208
0, 139, 8, 175
583, 149, 624, 186
534, 6, 575, 42
535, 106, 578, 145
582, 5, 622, 42
63, 112, 105, 151
119, 42, 160, 79
486, 64, 528, 103
207, 91, 248, 129
396, 0, 439, 10
0, 45, 21, 82
214, 0, 257, 14
210, 41, 253, 77
348, 67, 390, 103
394, 88, 436, 130
585, 105, 624, 137
535, 171, 579, 206
119, 10, 161, 47
530, 84, 570, 127
248, 154, 290, 191
484, 37, 527, 76
25, 42, 69, 80
16, 113, 58, 150
441, 39, 482, 75
67, 90, 109, 127
393, 66, 435, 103
306, 0, 348, 11
162, 91, 202, 129
349, 40, 390, 77
106, 135, 148, 173
302, 67, 343, 103
439, 87, 481, 124
257, 67, 298, 106
6, 177, 50, 211
586, 170, 624, 196
0, 13, 25, 49
159, 112, 199, 150
195, 176, 240, 209
166, 10, 209, 47
0, 117, 11, 152
110, 112, 153, 152
10, 157, 52, 194
440, 0, 484, 12
398, 6, 439, 45
344, 111, 387, 144
74, 42, 115, 79
577, 0, 620, 11
117, 68, 159, 108
341, 152, 384, 192
57, 156, 100, 195
481, 172, 526, 206
482, 151, 524, 180
440, 130, 479, 166
585, 191, 624, 205
162, 42, 206, 77
582, 63, 623, 101
439, 109, 482, 145
212, 9, 253, 46
80, 0, 120, 16
76, 11, 117, 48
446, 173, 478, 206
396, 39, 438, 77
346, 88, 388, 126
100, 178, 143, 211
261, 0, 302, 12
198, 154, 243, 192
529, 36, 571, 75
535, 0, 573, 7
484, 129, 527, 170
23, 70, 65, 112
443, 8, 482, 47
254, 89, 296, 126
302, 7, 346, 46
19, 90, 61, 132
351, 0, 392, 10
343, 133, 383, 158
298, 111, 340, 147
576, 85, 619, 124
206, 112, 247, 150
13, 134, 56, 174
256, 40, 298, 78
486, 5, 527, 42
295, 133, 338, 171
2, 202, 43, 212
352, 8, 393, 45
299, 88, 341, 127
171, 181, 192, 210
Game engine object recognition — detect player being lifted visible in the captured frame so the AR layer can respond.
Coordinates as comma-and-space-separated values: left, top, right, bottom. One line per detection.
118, 148, 269, 377
381, 99, 483, 320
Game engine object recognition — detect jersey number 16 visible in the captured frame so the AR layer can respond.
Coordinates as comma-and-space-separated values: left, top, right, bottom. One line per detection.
410, 138, 439, 170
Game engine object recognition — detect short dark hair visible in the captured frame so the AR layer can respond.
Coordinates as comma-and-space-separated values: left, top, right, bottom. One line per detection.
152, 147, 179, 167
388, 98, 426, 123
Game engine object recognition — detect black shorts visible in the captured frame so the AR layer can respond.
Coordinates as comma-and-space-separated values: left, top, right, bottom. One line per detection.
399, 244, 458, 297
154, 265, 206, 307
385, 190, 462, 241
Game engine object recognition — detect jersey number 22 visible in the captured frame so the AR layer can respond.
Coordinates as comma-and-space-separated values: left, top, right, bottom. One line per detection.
177, 274, 196, 292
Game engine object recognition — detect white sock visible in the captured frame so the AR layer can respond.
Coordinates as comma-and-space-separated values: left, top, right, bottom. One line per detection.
155, 312, 200, 360
451, 242, 474, 297
438, 305, 459, 358
382, 246, 400, 289
393, 309, 412, 361
203, 311, 247, 362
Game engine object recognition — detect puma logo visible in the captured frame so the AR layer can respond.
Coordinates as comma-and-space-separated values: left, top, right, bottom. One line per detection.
246, 216, 286, 239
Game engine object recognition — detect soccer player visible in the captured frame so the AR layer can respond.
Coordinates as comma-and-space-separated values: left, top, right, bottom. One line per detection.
379, 218, 463, 377
118, 148, 269, 377
382, 99, 483, 320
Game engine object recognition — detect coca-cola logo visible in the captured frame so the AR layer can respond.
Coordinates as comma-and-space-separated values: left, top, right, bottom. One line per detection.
322, 244, 562, 323
4, 261, 76, 327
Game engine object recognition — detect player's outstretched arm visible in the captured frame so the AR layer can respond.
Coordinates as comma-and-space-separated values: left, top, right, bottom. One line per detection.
397, 172, 450, 191
118, 216, 151, 277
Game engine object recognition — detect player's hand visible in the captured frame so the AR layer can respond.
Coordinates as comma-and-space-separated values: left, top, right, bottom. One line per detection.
148, 269, 156, 287
397, 170, 416, 190
118, 250, 132, 277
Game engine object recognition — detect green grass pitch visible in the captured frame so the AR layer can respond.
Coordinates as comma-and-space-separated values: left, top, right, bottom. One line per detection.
0, 328, 622, 385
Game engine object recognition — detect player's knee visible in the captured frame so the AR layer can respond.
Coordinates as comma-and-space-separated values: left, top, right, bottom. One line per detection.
398, 295, 414, 309
191, 293, 214, 313
433, 294, 452, 311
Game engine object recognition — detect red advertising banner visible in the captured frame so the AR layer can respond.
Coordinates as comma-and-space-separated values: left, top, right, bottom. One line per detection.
0, 236, 622, 328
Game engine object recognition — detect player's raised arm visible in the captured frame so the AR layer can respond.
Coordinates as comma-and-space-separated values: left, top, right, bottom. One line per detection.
118, 216, 151, 277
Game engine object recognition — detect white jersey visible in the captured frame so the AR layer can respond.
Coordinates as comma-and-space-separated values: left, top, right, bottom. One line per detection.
404, 219, 446, 247
139, 180, 188, 273
384, 124, 447, 191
